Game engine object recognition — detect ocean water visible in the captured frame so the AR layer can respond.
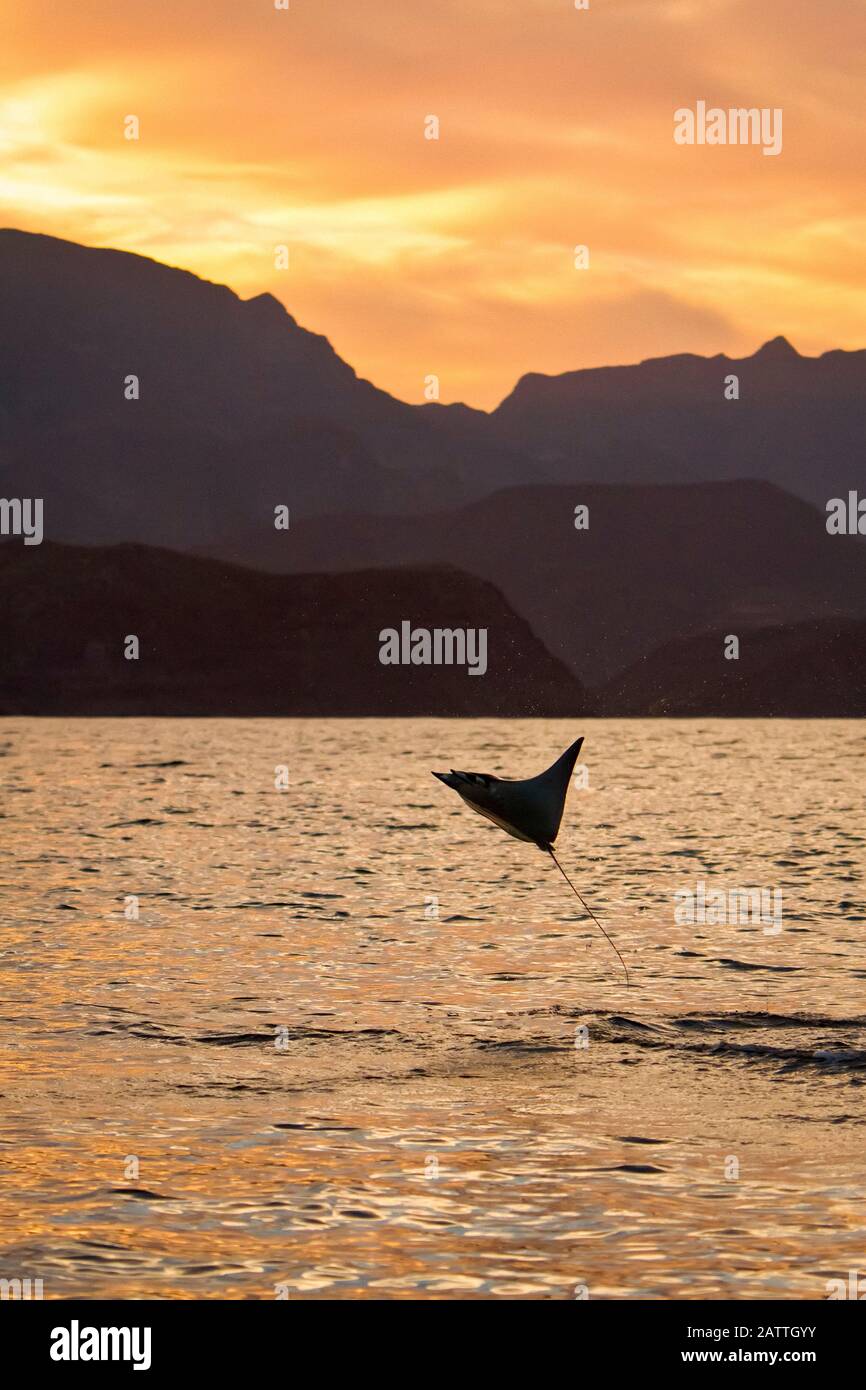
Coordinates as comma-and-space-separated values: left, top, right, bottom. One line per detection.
0, 716, 864, 1300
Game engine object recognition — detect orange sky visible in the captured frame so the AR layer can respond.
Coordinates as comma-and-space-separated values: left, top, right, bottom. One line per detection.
1, 0, 865, 407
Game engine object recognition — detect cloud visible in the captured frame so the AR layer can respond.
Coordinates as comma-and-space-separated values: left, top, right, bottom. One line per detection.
1, 0, 864, 404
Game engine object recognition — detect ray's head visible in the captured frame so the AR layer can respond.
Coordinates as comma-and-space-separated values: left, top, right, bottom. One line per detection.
432, 770, 458, 789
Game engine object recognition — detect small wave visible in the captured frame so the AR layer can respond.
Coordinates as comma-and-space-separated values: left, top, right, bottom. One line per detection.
110, 1188, 174, 1201
713, 957, 802, 973
707, 1040, 866, 1073
133, 760, 191, 768
106, 818, 165, 827
592, 1010, 866, 1077
593, 1163, 665, 1174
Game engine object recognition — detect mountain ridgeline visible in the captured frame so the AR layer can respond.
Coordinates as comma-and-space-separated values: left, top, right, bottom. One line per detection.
2, 228, 864, 714
0, 543, 586, 717
0, 230, 532, 546
2, 229, 865, 546
200, 481, 866, 688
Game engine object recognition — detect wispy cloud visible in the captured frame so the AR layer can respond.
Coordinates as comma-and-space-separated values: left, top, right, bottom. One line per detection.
1, 0, 864, 404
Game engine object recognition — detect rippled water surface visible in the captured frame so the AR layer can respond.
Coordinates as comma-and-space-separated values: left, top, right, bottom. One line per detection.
1, 717, 864, 1299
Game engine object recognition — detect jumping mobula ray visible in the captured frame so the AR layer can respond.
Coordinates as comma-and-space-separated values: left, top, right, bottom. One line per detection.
433, 737, 629, 987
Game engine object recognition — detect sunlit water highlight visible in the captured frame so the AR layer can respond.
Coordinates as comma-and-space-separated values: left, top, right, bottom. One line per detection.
0, 718, 864, 1299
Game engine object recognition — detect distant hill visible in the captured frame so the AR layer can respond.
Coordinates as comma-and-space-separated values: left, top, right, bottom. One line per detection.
3, 538, 861, 717
0, 542, 586, 716
0, 229, 532, 546
483, 335, 866, 510
3, 229, 865, 553
198, 480, 866, 686
4, 229, 865, 717
597, 617, 866, 716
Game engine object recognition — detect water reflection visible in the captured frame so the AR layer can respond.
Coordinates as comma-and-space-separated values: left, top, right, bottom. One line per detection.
0, 718, 863, 1298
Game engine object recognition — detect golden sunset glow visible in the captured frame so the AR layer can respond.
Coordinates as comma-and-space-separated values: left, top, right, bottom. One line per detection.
2, 0, 865, 405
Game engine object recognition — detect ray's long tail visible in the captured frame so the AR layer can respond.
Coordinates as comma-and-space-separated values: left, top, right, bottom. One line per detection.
547, 848, 630, 989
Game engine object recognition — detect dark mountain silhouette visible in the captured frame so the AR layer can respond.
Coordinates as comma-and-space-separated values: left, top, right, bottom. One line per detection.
198, 480, 866, 685
597, 617, 866, 716
0, 542, 586, 716
4, 538, 862, 716
3, 229, 864, 715
3, 229, 864, 552
485, 335, 866, 510
0, 229, 532, 546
